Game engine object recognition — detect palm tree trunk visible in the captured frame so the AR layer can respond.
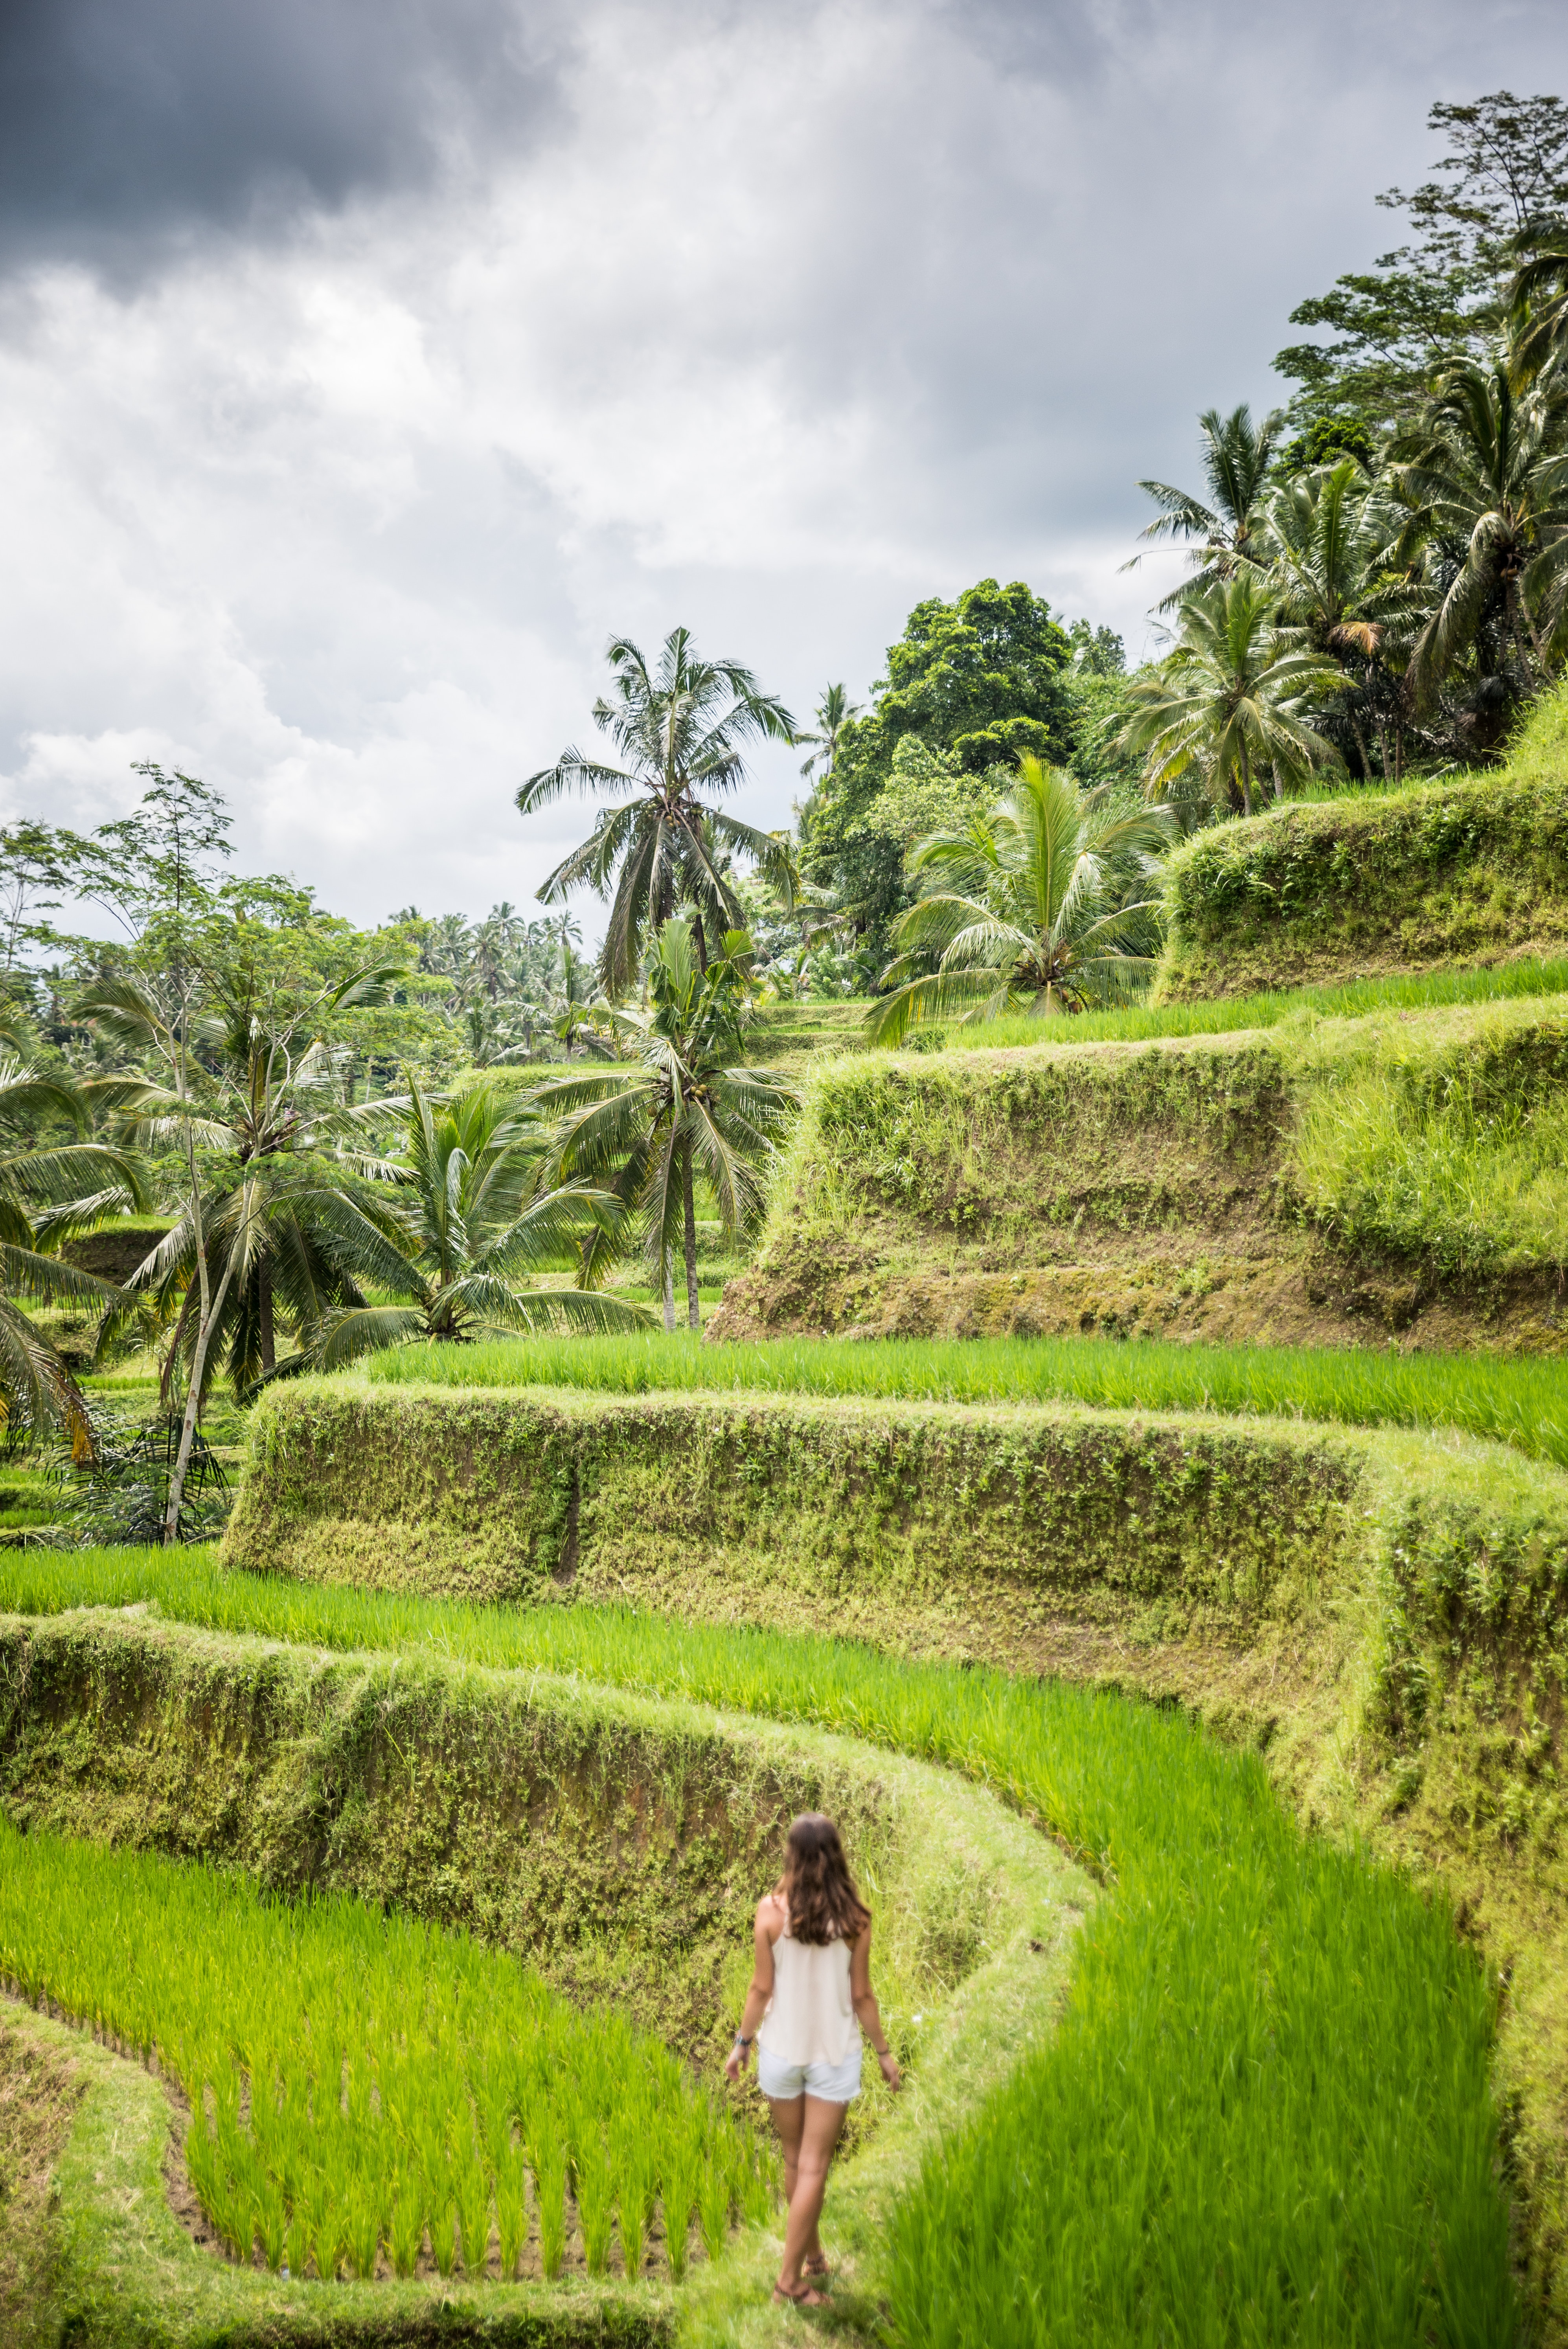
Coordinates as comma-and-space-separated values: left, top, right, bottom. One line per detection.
1238, 744, 1254, 819
164, 1244, 239, 1544
662, 1249, 675, 1333
681, 1136, 700, 1331
258, 1261, 275, 1376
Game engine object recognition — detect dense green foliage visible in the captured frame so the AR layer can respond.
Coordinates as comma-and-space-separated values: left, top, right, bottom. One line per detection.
0, 1819, 767, 2287
0, 1561, 1516, 2346
1275, 92, 1568, 432
360, 1326, 1568, 1464
798, 581, 1126, 961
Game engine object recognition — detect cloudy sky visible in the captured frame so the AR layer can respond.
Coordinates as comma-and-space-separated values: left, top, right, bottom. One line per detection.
3, 0, 1567, 936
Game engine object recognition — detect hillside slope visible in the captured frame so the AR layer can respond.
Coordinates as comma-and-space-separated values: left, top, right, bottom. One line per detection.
711, 993, 1568, 1351
1155, 684, 1568, 1000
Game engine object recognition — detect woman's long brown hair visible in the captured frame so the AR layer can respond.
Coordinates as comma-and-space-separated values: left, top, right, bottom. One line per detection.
781, 1814, 871, 1946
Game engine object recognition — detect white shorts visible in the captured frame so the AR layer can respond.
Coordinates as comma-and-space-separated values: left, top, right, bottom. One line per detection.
756, 2042, 862, 2103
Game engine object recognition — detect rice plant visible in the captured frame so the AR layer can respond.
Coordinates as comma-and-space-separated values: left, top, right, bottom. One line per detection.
0, 1817, 767, 2288
364, 1325, 1568, 1471
912, 955, 1568, 1054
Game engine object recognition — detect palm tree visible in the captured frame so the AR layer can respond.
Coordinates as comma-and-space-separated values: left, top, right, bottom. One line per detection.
865, 757, 1171, 1047
82, 964, 406, 1399
1389, 355, 1568, 708
1121, 573, 1346, 817
518, 629, 799, 997
0, 1056, 146, 1455
1128, 404, 1285, 610
288, 1077, 648, 1370
532, 920, 798, 1331
1508, 244, 1568, 384
797, 682, 863, 780
1265, 460, 1420, 780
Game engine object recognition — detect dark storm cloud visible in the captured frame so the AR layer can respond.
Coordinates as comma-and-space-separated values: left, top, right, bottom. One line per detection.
0, 0, 563, 268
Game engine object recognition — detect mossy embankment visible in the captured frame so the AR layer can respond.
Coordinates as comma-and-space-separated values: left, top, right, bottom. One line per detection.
224, 1375, 1568, 2322
710, 991, 1568, 1349
1154, 684, 1568, 1000
0, 1606, 1082, 2345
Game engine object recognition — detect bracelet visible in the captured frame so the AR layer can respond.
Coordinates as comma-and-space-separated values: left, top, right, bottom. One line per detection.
733, 2033, 753, 2049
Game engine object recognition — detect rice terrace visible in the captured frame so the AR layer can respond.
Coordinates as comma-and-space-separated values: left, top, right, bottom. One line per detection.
10, 57, 1568, 2349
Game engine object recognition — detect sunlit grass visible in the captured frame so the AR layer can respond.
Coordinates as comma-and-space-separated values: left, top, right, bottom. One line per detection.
0, 1551, 1513, 2343
923, 955, 1568, 1054
0, 1814, 767, 2285
362, 1327, 1568, 1468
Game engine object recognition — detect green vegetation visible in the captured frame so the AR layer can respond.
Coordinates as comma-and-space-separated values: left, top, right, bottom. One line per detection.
722, 989, 1568, 1350
517, 629, 796, 998
362, 1325, 1568, 1464
866, 755, 1169, 1041
0, 1559, 1517, 2345
0, 1593, 1083, 2343
930, 949, 1568, 1050
0, 1818, 768, 2287
1156, 679, 1568, 1000
531, 920, 798, 1331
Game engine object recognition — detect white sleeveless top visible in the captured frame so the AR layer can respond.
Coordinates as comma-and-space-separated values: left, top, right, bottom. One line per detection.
757, 1914, 859, 2067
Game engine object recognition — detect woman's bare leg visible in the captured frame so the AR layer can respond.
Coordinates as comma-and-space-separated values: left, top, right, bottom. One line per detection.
774, 2095, 846, 2290
768, 2092, 806, 2218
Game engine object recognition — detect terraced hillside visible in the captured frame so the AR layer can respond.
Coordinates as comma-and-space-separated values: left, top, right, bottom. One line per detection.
711, 991, 1568, 1351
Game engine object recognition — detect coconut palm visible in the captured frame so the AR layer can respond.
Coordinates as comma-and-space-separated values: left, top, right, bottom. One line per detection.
1508, 244, 1568, 384
1121, 573, 1346, 817
1389, 354, 1568, 703
287, 1077, 649, 1370
1265, 460, 1421, 780
532, 920, 798, 1331
81, 963, 407, 1399
865, 757, 1171, 1047
1128, 404, 1285, 610
0, 1057, 147, 1454
518, 629, 799, 997
796, 682, 863, 781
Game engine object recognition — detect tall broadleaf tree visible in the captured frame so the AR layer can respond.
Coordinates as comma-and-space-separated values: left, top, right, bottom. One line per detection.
517, 629, 798, 997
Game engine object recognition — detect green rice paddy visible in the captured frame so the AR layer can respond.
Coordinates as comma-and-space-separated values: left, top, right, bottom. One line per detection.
364, 1326, 1568, 1469
908, 952, 1568, 1053
0, 1815, 770, 2287
0, 1553, 1515, 2343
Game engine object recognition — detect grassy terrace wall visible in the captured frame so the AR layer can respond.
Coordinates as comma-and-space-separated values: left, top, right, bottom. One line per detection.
1155, 684, 1568, 1000
711, 993, 1568, 1351
224, 1374, 1568, 2323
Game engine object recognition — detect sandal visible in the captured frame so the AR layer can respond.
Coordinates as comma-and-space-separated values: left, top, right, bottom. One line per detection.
803, 2254, 831, 2286
773, 2279, 830, 2307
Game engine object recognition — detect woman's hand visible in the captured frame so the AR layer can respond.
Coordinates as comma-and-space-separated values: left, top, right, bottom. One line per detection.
877, 2047, 901, 2091
725, 2040, 749, 2085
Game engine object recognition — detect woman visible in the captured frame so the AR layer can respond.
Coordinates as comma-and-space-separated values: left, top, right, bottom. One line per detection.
725, 1813, 901, 2307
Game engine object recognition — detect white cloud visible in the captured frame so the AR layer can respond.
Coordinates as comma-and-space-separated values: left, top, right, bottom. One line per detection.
3, 0, 1567, 930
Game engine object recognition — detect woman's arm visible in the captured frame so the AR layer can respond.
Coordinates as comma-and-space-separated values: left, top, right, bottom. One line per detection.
850, 1923, 901, 2090
724, 1898, 781, 2082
